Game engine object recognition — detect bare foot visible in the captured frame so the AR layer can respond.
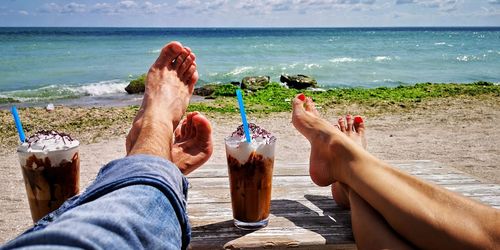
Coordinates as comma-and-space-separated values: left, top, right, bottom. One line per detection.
332, 115, 367, 208
127, 41, 199, 159
291, 94, 360, 186
172, 112, 213, 175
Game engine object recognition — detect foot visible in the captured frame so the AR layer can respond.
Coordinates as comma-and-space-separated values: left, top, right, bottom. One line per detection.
332, 115, 367, 208
126, 41, 199, 159
291, 94, 359, 186
172, 112, 213, 174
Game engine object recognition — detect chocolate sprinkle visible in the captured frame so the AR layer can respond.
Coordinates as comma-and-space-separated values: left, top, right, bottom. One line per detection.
25, 130, 75, 148
231, 123, 276, 142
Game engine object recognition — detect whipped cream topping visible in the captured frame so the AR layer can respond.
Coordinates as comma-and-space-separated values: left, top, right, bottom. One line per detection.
18, 130, 79, 154
225, 123, 276, 164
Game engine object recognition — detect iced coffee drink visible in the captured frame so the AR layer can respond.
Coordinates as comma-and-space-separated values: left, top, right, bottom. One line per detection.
17, 130, 80, 223
225, 123, 276, 229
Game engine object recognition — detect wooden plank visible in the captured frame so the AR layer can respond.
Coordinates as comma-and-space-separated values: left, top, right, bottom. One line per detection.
190, 161, 472, 179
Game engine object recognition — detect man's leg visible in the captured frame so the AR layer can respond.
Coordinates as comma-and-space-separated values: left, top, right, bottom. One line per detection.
292, 94, 500, 249
3, 41, 212, 250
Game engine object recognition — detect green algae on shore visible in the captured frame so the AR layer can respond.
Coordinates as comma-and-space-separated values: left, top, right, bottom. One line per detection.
187, 81, 499, 113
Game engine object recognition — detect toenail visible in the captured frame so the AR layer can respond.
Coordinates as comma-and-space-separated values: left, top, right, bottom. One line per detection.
298, 93, 306, 101
354, 116, 363, 123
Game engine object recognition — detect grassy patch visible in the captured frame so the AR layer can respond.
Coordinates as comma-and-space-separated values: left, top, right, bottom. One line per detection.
191, 81, 499, 113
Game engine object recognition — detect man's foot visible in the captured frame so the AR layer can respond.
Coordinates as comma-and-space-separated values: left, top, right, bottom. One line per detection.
172, 112, 213, 174
332, 115, 366, 208
291, 94, 359, 186
126, 41, 199, 160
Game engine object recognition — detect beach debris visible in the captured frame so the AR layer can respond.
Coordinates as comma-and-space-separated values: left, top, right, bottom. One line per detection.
280, 74, 317, 89
125, 73, 146, 94
241, 76, 270, 91
46, 103, 55, 112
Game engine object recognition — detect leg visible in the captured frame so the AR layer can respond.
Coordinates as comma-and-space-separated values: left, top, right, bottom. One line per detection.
292, 94, 500, 249
126, 41, 199, 159
4, 42, 212, 249
300, 97, 411, 248
349, 189, 414, 250
332, 114, 366, 209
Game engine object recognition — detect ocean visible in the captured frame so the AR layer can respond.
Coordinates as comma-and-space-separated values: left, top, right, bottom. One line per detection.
0, 27, 499, 106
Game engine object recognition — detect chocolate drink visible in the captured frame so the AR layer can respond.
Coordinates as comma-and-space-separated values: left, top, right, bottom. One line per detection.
225, 123, 276, 229
17, 130, 80, 223
227, 152, 274, 223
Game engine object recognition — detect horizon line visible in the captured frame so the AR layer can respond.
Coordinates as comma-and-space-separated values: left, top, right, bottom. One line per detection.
1, 25, 500, 29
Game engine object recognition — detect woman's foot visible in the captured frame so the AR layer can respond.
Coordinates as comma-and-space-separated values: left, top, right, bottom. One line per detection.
291, 94, 361, 186
332, 115, 366, 208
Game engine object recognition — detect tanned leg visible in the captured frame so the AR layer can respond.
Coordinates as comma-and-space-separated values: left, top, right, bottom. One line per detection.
292, 94, 500, 249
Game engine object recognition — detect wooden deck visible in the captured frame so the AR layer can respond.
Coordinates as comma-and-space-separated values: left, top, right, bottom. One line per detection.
187, 161, 500, 249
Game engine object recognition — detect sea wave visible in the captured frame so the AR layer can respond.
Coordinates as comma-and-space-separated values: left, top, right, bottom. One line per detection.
374, 56, 392, 62
456, 55, 485, 62
329, 57, 361, 63
434, 42, 446, 45
72, 80, 128, 96
224, 66, 254, 76
0, 80, 128, 102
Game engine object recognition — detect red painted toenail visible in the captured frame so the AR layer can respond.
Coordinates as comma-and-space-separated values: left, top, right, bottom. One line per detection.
354, 116, 363, 123
298, 93, 306, 101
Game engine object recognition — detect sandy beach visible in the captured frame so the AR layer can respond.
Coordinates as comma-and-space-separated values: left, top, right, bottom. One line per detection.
1, 95, 499, 243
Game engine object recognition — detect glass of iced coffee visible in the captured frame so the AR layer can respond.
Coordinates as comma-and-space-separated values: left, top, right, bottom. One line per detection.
225, 123, 276, 230
17, 130, 80, 223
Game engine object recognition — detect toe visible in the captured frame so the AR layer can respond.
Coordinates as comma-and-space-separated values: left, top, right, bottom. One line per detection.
192, 112, 213, 142
182, 64, 197, 85
353, 116, 365, 134
173, 50, 190, 71
156, 41, 183, 69
188, 70, 199, 86
338, 117, 346, 132
178, 53, 194, 77
346, 114, 353, 132
292, 94, 306, 114
180, 119, 188, 140
305, 97, 320, 116
174, 122, 183, 141
186, 112, 195, 138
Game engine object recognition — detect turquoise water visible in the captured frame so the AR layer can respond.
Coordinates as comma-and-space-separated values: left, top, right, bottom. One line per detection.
0, 27, 499, 104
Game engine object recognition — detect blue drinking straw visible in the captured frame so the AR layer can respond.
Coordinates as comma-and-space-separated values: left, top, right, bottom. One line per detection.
10, 106, 26, 143
236, 89, 251, 143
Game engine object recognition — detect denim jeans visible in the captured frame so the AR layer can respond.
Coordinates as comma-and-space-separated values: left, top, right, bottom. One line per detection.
2, 155, 191, 250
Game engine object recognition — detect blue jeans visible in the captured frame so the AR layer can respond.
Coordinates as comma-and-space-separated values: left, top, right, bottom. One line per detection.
2, 155, 191, 250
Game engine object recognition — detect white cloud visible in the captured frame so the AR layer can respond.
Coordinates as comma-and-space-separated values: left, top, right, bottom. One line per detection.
395, 0, 460, 12
18, 10, 29, 15
61, 2, 86, 13
176, 0, 201, 10
119, 0, 138, 10
91, 3, 114, 14
488, 0, 500, 4
39, 2, 86, 14
39, 3, 62, 13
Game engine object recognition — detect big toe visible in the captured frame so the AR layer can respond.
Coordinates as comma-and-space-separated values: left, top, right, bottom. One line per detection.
192, 112, 213, 143
155, 41, 184, 68
353, 116, 365, 135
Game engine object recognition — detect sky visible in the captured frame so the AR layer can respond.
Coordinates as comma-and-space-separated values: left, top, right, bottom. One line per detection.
0, 0, 499, 27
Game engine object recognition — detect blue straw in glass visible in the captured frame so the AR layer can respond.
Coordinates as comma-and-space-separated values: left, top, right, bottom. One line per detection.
10, 106, 26, 143
236, 89, 251, 143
